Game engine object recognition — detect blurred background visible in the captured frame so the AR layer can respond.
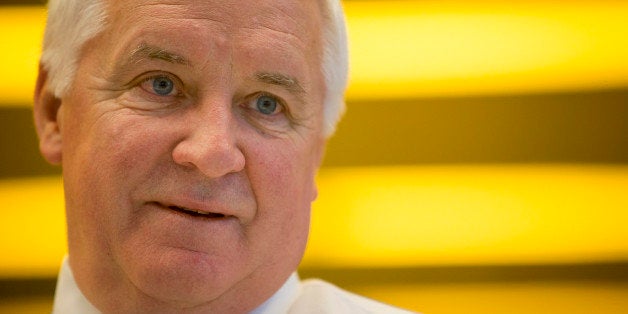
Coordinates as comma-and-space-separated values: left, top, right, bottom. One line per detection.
1, 0, 628, 313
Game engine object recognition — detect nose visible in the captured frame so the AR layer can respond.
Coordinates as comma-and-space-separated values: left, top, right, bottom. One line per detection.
171, 105, 245, 178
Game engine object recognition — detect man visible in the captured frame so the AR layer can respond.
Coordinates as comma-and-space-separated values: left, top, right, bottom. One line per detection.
34, 0, 412, 312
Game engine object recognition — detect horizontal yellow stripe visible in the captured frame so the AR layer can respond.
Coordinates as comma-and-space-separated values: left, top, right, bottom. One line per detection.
305, 165, 628, 267
0, 7, 45, 105
0, 176, 65, 277
2, 1, 628, 105
345, 0, 628, 99
1, 165, 627, 277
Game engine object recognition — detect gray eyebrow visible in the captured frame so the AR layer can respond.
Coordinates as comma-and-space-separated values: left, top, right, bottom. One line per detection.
255, 72, 306, 95
128, 43, 190, 66
121, 45, 306, 98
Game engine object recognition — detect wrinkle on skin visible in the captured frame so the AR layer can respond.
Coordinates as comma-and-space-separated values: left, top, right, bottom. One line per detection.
240, 24, 304, 45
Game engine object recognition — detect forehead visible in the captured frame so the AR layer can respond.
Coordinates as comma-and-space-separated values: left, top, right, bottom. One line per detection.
105, 0, 322, 43
97, 0, 325, 93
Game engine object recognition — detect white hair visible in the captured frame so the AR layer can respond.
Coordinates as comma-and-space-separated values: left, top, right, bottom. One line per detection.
40, 0, 349, 137
40, 0, 107, 101
318, 0, 349, 136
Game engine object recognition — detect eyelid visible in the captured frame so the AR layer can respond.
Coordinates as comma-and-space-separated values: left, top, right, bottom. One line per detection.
130, 71, 184, 97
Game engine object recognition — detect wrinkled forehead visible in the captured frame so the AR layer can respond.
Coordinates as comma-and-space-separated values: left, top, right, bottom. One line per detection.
99, 0, 326, 84
88, 0, 328, 114
105, 0, 324, 40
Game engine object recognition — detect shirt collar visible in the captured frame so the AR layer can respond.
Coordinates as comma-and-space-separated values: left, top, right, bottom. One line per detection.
250, 273, 300, 314
52, 257, 100, 314
52, 257, 301, 314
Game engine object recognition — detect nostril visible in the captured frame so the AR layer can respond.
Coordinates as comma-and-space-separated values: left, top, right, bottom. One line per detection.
171, 131, 245, 178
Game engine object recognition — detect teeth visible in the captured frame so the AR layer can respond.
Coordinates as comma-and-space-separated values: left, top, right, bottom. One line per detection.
179, 206, 206, 215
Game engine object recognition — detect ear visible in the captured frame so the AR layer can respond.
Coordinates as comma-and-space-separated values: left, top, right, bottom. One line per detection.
33, 64, 63, 165
311, 184, 319, 202
310, 137, 327, 202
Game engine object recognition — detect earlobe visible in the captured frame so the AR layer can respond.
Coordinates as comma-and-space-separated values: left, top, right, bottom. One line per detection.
311, 185, 319, 202
310, 138, 326, 202
33, 64, 63, 165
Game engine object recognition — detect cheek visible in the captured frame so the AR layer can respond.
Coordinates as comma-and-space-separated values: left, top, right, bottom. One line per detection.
249, 141, 317, 203
244, 143, 314, 267
245, 137, 319, 237
75, 113, 168, 177
62, 109, 172, 231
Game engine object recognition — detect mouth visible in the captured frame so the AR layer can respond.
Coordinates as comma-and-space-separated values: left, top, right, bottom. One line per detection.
165, 204, 226, 219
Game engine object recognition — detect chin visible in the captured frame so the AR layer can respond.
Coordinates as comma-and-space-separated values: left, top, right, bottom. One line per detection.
123, 246, 240, 308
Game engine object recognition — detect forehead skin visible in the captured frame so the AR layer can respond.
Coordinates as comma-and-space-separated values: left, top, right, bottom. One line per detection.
99, 0, 324, 99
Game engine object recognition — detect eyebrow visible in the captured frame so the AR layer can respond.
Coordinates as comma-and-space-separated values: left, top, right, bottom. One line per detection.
127, 43, 190, 66
120, 44, 306, 97
255, 72, 306, 96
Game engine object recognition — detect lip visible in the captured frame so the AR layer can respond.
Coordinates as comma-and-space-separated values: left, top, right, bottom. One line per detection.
149, 199, 236, 220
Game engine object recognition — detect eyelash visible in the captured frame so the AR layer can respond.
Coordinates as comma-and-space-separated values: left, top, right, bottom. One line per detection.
139, 73, 182, 98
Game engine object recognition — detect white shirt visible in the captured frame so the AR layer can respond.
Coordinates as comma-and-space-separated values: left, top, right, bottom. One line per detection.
53, 258, 415, 313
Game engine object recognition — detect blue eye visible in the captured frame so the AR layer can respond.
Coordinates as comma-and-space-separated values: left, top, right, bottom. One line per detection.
152, 76, 175, 95
256, 95, 278, 115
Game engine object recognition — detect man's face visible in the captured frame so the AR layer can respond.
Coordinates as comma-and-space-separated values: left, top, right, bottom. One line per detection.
39, 0, 326, 311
